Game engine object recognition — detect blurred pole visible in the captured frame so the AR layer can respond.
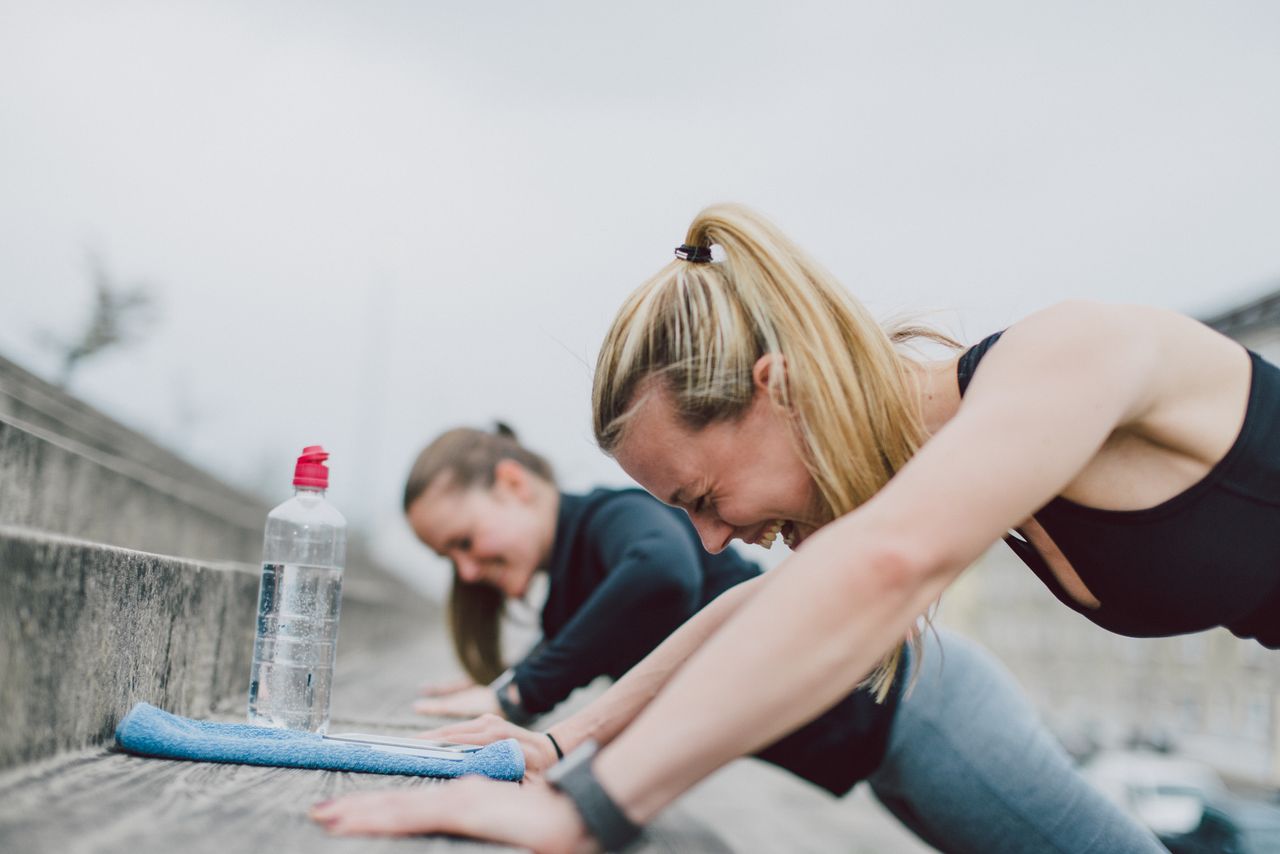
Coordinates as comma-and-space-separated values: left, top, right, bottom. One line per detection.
354, 273, 392, 529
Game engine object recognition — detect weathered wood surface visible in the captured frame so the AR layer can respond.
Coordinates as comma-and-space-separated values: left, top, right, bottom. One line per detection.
0, 567, 932, 853
0, 749, 513, 854
0, 618, 724, 853
0, 736, 927, 854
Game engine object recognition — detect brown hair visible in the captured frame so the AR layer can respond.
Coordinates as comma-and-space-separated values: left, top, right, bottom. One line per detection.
403, 424, 555, 684
592, 204, 956, 698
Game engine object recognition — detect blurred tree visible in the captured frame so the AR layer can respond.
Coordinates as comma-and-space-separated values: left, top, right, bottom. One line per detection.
46, 253, 158, 387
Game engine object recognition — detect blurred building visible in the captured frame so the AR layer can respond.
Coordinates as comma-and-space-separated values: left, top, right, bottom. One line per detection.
938, 287, 1280, 787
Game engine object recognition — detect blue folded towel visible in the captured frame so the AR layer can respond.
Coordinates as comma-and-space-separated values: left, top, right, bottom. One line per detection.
114, 703, 524, 781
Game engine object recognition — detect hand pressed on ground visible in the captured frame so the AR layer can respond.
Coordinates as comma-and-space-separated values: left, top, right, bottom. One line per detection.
417, 714, 561, 780
309, 776, 593, 854
412, 684, 500, 717
416, 675, 476, 698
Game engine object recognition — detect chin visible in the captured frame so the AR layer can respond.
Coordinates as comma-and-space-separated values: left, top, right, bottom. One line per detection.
506, 572, 535, 600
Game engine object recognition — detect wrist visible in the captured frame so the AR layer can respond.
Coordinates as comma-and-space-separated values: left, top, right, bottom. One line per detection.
547, 741, 644, 852
489, 668, 534, 726
559, 706, 608, 753
592, 737, 667, 828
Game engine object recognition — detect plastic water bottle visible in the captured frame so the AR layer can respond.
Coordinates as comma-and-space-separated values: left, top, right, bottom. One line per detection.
247, 445, 346, 732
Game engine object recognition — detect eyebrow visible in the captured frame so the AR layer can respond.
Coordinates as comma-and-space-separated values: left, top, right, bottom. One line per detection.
427, 534, 463, 559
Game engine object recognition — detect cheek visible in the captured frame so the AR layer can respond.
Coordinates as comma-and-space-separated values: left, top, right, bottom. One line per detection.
762, 451, 815, 509
476, 513, 531, 562
788, 469, 816, 505
471, 523, 509, 559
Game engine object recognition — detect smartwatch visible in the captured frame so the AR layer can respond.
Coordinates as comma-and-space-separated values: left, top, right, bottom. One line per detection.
488, 668, 534, 726
547, 740, 644, 852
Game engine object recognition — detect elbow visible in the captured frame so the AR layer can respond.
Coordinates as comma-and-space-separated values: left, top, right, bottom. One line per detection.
628, 544, 702, 611
647, 576, 700, 623
806, 512, 966, 612
865, 542, 926, 592
630, 564, 700, 622
853, 539, 952, 608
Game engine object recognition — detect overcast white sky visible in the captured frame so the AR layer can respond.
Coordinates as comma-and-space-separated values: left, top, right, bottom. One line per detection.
2, 1, 1279, 590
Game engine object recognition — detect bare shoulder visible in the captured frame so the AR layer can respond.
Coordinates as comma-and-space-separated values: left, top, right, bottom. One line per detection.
1000, 300, 1225, 356
977, 301, 1246, 417
853, 302, 1247, 573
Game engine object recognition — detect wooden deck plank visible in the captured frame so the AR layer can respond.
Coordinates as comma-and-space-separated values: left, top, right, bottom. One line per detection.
0, 744, 760, 854
0, 747, 511, 853
0, 594, 931, 852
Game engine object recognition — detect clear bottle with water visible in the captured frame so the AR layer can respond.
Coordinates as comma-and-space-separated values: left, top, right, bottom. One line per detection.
247, 445, 346, 733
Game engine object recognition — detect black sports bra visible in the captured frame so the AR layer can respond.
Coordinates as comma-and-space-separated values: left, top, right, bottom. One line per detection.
958, 332, 1280, 648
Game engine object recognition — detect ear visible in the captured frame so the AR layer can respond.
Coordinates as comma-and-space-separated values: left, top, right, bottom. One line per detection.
493, 458, 533, 502
751, 353, 787, 399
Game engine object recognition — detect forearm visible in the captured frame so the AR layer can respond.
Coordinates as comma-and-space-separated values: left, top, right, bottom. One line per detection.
547, 574, 766, 754
592, 523, 953, 823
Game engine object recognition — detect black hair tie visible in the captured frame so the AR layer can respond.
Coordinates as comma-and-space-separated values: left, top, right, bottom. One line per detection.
545, 731, 565, 761
674, 244, 713, 263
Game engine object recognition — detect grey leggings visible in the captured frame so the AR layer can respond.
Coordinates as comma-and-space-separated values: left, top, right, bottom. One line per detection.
866, 629, 1165, 853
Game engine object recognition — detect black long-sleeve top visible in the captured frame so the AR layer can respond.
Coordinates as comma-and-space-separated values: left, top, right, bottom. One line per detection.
510, 487, 904, 795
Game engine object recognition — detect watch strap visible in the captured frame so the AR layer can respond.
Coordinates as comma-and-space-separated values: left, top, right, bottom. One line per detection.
488, 669, 534, 726
547, 740, 644, 852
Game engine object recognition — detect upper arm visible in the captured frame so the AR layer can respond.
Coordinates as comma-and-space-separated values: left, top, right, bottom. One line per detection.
589, 495, 704, 604
849, 301, 1168, 576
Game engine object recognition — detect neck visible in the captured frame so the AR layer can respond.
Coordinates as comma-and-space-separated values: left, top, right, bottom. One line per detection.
907, 354, 964, 437
530, 479, 561, 569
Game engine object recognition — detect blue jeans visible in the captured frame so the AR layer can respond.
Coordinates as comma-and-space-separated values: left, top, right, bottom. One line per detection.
866, 629, 1165, 853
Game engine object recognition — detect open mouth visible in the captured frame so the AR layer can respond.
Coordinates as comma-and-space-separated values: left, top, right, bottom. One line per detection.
752, 520, 798, 549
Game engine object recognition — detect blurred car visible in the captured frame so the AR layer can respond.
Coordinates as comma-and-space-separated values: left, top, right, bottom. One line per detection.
1161, 798, 1280, 854
1083, 750, 1227, 837
1081, 750, 1280, 853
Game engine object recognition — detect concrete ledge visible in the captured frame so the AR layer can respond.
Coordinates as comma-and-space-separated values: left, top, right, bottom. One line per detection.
1, 353, 426, 605
0, 411, 423, 607
0, 526, 260, 768
0, 526, 439, 770
0, 354, 260, 509
1, 416, 263, 563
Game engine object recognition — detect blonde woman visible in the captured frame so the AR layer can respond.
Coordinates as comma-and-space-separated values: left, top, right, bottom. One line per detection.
389, 424, 1159, 852
314, 204, 1274, 851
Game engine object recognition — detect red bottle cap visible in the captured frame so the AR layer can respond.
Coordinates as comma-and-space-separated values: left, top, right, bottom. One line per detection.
293, 445, 330, 489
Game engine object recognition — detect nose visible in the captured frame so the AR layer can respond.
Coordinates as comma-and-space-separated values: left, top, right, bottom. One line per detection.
690, 514, 735, 554
454, 554, 483, 583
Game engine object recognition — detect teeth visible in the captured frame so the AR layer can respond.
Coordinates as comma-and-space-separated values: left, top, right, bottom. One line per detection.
782, 523, 796, 548
754, 519, 784, 548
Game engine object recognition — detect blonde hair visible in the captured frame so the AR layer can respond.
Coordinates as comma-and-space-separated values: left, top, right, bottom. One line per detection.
403, 424, 555, 685
591, 203, 956, 698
